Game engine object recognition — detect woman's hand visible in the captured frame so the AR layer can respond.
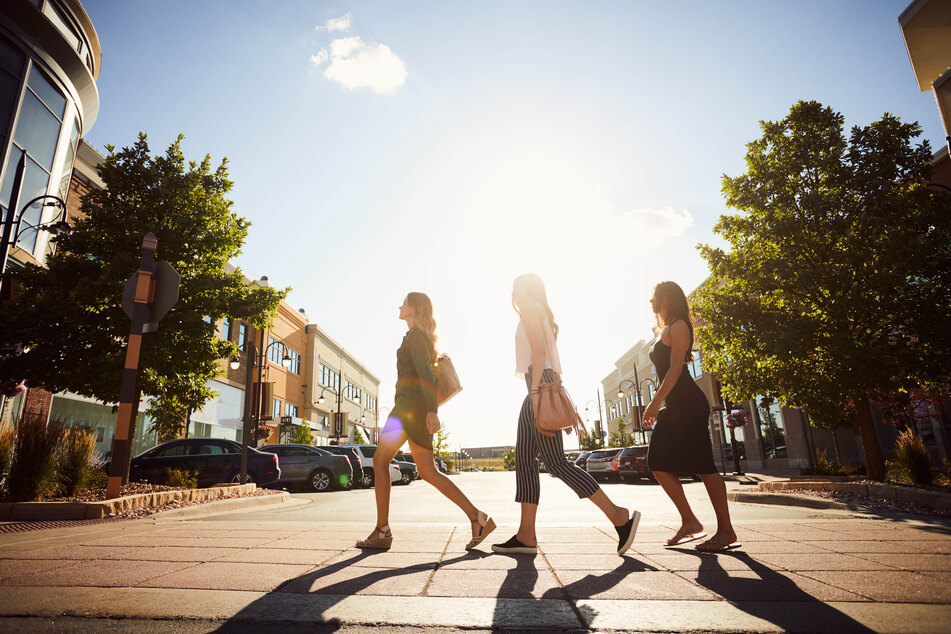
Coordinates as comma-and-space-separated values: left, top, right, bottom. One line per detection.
641, 400, 661, 429
426, 411, 441, 434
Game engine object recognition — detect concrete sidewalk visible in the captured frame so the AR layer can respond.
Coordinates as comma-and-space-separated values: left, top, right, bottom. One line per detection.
1, 508, 950, 632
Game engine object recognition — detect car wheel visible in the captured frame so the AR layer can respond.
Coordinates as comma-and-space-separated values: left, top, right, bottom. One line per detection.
337, 476, 353, 491
400, 471, 412, 485
363, 468, 375, 488
228, 470, 256, 484
309, 469, 332, 492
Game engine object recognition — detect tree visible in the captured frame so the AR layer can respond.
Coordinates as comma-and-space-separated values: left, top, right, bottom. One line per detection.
694, 101, 951, 481
0, 134, 286, 446
502, 447, 515, 471
579, 433, 603, 451
433, 425, 450, 460
609, 417, 635, 448
290, 424, 313, 445
352, 428, 367, 444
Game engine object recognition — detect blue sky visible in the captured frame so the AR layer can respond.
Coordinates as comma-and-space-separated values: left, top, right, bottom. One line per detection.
81, 0, 945, 449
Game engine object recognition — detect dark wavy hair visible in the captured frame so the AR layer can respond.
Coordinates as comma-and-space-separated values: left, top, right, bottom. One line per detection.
653, 281, 694, 361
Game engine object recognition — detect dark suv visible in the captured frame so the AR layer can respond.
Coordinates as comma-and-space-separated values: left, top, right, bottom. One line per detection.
617, 446, 650, 482
129, 438, 280, 487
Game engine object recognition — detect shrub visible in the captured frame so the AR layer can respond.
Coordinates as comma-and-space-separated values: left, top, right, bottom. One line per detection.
891, 428, 933, 486
290, 424, 313, 445
6, 414, 64, 502
0, 422, 14, 488
800, 449, 847, 477
84, 468, 109, 491
55, 425, 98, 496
165, 468, 198, 489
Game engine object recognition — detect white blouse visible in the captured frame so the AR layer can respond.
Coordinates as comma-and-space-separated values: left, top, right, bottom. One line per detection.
515, 317, 562, 377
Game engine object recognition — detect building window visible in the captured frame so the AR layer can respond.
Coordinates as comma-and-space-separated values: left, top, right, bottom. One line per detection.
285, 403, 299, 418
319, 363, 339, 392
268, 336, 285, 365
221, 319, 231, 342
1, 63, 69, 257
238, 323, 247, 348
757, 396, 786, 459
271, 398, 281, 419
366, 394, 377, 413
286, 349, 301, 375
346, 381, 361, 404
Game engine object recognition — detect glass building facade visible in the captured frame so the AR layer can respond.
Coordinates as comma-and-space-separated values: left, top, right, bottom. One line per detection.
0, 0, 99, 270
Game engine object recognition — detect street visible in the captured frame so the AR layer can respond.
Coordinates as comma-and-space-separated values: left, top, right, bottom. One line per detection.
2, 472, 951, 632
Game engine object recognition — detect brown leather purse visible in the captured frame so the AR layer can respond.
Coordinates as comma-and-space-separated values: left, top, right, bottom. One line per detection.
534, 378, 587, 437
434, 354, 462, 406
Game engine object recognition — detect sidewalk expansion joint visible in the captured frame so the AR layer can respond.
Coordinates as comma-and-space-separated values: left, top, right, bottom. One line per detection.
420, 525, 456, 597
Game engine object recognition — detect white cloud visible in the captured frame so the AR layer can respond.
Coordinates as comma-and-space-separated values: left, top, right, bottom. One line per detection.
315, 13, 351, 33
619, 207, 694, 241
316, 36, 408, 95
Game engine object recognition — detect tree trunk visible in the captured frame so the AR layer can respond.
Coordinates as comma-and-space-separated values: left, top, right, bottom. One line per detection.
853, 393, 885, 481
831, 428, 841, 464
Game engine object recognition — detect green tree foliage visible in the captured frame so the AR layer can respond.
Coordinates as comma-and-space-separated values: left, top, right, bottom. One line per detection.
502, 447, 515, 471
290, 424, 314, 445
694, 101, 951, 481
609, 417, 635, 448
579, 433, 603, 450
0, 134, 286, 444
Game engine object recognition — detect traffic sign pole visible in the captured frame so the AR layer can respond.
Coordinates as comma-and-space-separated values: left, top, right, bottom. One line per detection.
107, 233, 157, 499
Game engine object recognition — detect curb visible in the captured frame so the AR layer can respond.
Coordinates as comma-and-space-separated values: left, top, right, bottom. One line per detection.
756, 480, 951, 510
0, 484, 257, 521
728, 491, 858, 511
151, 490, 301, 519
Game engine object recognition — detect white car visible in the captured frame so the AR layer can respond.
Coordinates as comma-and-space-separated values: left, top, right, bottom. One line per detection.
327, 444, 400, 487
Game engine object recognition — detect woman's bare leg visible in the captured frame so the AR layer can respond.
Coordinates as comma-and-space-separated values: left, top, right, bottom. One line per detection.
587, 489, 630, 526
363, 428, 406, 542
699, 472, 737, 544
653, 471, 704, 544
516, 502, 538, 546
409, 440, 482, 538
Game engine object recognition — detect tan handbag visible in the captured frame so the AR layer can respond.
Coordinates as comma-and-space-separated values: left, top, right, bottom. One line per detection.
534, 378, 587, 437
434, 354, 462, 406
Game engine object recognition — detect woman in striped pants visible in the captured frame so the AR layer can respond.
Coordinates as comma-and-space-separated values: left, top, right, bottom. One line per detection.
492, 274, 640, 556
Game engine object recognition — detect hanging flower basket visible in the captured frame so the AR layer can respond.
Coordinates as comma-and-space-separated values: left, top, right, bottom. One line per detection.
726, 412, 748, 429
253, 424, 272, 441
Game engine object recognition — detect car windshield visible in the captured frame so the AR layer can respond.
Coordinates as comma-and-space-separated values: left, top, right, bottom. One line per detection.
360, 446, 376, 457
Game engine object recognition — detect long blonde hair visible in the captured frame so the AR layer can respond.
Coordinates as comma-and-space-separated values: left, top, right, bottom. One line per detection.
406, 292, 438, 362
512, 273, 559, 339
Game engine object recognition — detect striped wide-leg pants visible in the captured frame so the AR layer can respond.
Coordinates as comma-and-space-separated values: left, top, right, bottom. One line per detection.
515, 368, 600, 505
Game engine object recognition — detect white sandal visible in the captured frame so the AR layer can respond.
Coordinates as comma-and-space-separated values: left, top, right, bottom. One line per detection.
465, 511, 496, 550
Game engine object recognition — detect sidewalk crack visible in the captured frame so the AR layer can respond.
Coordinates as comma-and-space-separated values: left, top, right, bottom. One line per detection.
420, 526, 454, 596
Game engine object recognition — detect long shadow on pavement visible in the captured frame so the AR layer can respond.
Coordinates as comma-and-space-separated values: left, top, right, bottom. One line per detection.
670, 547, 876, 633
214, 548, 491, 632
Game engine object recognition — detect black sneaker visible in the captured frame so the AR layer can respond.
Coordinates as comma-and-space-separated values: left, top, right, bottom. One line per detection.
491, 535, 537, 554
615, 510, 641, 555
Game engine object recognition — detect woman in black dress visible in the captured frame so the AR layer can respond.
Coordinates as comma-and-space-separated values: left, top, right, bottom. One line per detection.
357, 292, 495, 550
641, 282, 739, 553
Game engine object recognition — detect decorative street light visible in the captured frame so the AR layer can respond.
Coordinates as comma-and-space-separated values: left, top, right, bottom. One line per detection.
318, 382, 360, 442
0, 151, 70, 295
617, 378, 646, 444
230, 335, 292, 483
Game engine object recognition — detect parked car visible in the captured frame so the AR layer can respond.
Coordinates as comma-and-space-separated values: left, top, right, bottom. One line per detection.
574, 452, 592, 471
326, 444, 400, 487
258, 444, 353, 492
616, 445, 702, 483
394, 453, 421, 479
128, 438, 280, 487
585, 448, 622, 482
617, 445, 651, 482
391, 458, 417, 485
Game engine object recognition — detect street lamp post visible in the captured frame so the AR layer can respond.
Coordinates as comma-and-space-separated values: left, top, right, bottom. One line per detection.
0, 151, 70, 296
317, 383, 363, 443
618, 375, 646, 444
230, 332, 291, 483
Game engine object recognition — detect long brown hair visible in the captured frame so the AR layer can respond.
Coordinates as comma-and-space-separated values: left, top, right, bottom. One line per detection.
406, 291, 438, 362
512, 273, 559, 339
653, 281, 694, 361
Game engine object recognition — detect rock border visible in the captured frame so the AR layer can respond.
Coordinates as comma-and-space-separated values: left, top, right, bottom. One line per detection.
0, 483, 257, 521
754, 479, 951, 510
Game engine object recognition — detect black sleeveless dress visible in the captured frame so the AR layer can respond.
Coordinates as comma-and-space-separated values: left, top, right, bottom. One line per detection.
646, 330, 716, 475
